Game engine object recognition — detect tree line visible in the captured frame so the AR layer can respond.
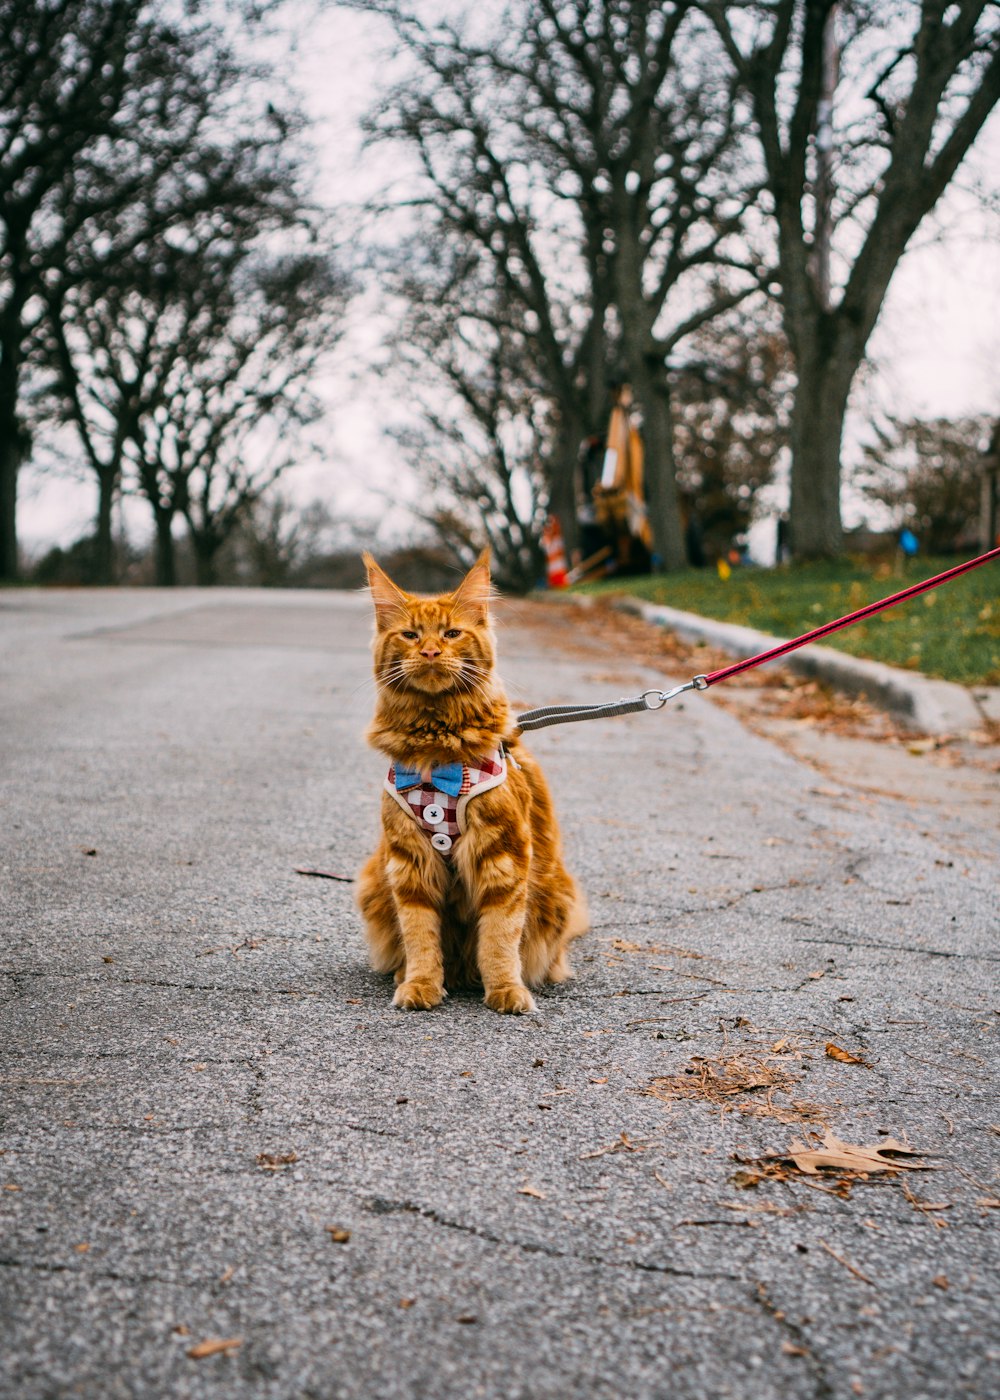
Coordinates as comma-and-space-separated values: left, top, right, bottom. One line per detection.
0, 0, 346, 585
362, 0, 1000, 581
2, 0, 998, 587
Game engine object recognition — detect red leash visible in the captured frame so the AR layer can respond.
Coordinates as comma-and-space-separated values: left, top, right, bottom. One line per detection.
700, 545, 1000, 688
516, 546, 1000, 731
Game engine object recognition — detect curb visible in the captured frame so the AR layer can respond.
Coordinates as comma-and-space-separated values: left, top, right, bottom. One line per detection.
604, 596, 992, 735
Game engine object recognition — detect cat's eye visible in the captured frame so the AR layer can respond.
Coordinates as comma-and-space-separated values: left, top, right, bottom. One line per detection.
443, 628, 462, 639
400, 630, 419, 640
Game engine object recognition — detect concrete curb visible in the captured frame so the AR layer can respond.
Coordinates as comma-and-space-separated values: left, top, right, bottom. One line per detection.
605, 596, 993, 735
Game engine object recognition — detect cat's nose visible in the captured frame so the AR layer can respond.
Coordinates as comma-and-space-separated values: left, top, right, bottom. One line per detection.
421, 642, 441, 658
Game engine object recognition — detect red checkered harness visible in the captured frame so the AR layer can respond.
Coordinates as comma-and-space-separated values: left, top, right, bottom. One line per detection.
385, 747, 508, 855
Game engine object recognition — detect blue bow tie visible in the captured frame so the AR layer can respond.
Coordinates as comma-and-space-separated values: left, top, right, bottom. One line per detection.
395, 762, 464, 798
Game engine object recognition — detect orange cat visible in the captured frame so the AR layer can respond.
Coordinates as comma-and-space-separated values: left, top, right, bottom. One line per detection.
357, 551, 587, 1013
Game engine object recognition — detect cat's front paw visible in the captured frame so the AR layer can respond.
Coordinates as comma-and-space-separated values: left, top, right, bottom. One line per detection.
484, 983, 536, 1015
393, 978, 445, 1010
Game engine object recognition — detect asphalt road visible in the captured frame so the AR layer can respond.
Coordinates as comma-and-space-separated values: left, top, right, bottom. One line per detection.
2, 587, 998, 1400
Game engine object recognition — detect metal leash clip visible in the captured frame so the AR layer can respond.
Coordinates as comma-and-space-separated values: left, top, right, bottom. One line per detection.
640, 675, 708, 710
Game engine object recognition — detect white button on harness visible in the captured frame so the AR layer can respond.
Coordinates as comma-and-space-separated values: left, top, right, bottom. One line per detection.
424, 803, 446, 826
431, 832, 453, 852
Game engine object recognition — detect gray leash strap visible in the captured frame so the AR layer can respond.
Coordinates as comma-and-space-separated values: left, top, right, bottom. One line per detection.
516, 677, 707, 732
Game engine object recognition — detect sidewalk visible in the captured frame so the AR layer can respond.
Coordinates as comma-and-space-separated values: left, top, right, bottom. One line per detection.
608, 595, 1000, 734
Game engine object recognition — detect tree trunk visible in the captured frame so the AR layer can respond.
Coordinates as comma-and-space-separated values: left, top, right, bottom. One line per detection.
0, 434, 18, 582
153, 510, 177, 586
787, 334, 855, 560
633, 358, 686, 572
548, 411, 584, 560
0, 350, 23, 581
94, 469, 118, 585
192, 534, 220, 587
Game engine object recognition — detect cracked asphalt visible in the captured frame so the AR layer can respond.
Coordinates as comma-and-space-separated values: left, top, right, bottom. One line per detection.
2, 587, 998, 1400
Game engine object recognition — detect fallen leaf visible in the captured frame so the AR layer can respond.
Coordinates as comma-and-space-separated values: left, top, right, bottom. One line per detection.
399, 1298, 415, 1309
172, 1325, 190, 1336
256, 1150, 298, 1170
772, 1130, 928, 1176
218, 1266, 234, 1283
825, 1043, 873, 1068
294, 867, 355, 882
517, 1184, 545, 1199
186, 1337, 243, 1359
782, 1342, 809, 1357
326, 1227, 351, 1243
456, 1314, 478, 1324
932, 1275, 949, 1290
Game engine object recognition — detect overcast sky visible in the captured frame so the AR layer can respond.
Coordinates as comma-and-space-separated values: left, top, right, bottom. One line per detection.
18, 5, 1000, 556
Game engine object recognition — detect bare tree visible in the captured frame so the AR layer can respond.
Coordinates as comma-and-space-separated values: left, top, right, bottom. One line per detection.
856, 412, 993, 552
35, 7, 308, 584
106, 243, 343, 584
361, 0, 766, 570
704, 0, 1000, 558
673, 310, 793, 558
0, 0, 278, 579
386, 272, 550, 592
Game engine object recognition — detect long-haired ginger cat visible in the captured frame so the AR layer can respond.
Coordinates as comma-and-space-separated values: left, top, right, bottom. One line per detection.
357, 551, 587, 1013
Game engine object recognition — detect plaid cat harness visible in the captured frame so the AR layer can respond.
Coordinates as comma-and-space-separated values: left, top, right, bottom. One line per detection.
385, 747, 508, 854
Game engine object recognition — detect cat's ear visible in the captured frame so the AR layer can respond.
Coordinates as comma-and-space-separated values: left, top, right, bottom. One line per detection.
363, 553, 410, 631
451, 548, 492, 624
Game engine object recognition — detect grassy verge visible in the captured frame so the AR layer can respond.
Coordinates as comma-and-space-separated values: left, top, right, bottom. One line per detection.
577, 555, 1000, 687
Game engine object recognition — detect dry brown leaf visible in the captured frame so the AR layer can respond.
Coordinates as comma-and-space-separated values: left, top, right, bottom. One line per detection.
256, 1150, 298, 1170
186, 1337, 243, 1359
774, 1130, 927, 1176
326, 1227, 351, 1243
782, 1342, 809, 1357
517, 1184, 545, 1199
825, 1043, 873, 1068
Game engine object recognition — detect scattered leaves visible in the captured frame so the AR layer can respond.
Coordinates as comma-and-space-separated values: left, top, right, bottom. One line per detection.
517, 1184, 545, 1199
646, 1052, 827, 1125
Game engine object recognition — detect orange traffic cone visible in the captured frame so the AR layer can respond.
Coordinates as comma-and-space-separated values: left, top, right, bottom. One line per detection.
542, 516, 569, 588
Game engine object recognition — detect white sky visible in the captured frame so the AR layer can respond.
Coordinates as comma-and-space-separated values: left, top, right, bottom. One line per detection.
17, 6, 1000, 556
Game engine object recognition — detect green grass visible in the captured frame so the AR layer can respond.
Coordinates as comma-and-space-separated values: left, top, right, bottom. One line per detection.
578, 555, 1000, 687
